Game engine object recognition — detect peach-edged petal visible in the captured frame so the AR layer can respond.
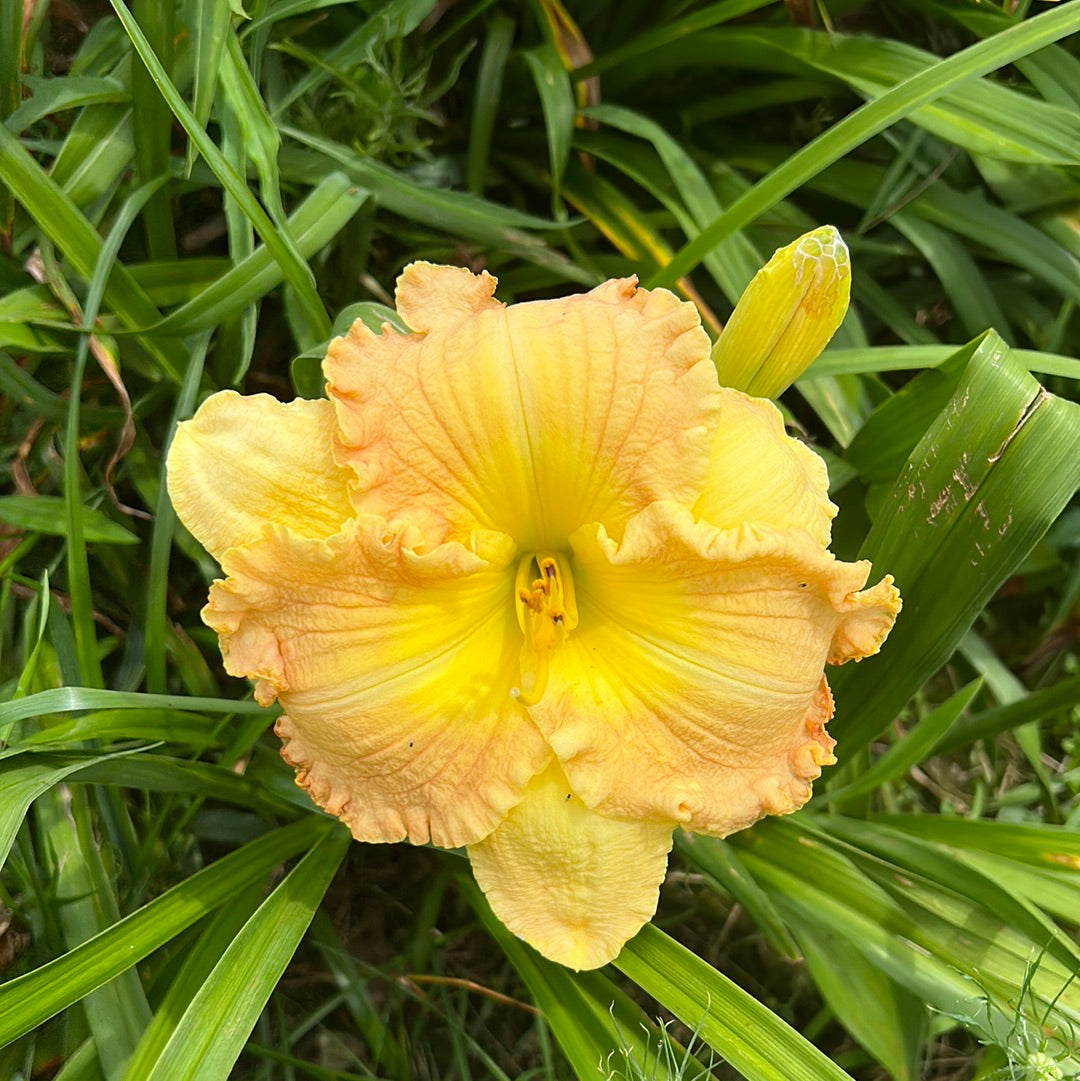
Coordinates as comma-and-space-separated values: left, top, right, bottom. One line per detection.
529, 503, 900, 837
324, 262, 721, 551
167, 391, 355, 561
694, 390, 836, 548
467, 761, 674, 970
204, 517, 552, 848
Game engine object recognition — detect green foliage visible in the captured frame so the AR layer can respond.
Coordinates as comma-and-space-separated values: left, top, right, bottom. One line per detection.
1, 0, 1079, 1078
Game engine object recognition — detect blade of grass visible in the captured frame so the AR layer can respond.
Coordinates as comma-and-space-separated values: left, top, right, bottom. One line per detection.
280, 130, 590, 282
120, 881, 268, 1081
5, 75, 128, 132
586, 103, 763, 304
0, 688, 274, 741
0, 816, 334, 1046
0, 496, 137, 544
467, 12, 514, 195
144, 331, 210, 694
184, 0, 234, 175
131, 0, 176, 260
0, 125, 186, 381
63, 178, 167, 689
0, 751, 122, 869
616, 923, 857, 1081
462, 875, 701, 1079
35, 785, 152, 1077
267, 0, 436, 114
830, 333, 1080, 753
572, 0, 778, 79
106, 0, 330, 343
650, 1, 1080, 287
792, 920, 925, 1081
823, 678, 984, 805
141, 827, 350, 1081
0, 0, 21, 244
935, 675, 1080, 754
523, 43, 574, 205
811, 345, 1080, 380
148, 172, 365, 337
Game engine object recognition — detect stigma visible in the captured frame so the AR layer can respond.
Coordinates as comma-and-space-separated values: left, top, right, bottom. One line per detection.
511, 553, 578, 706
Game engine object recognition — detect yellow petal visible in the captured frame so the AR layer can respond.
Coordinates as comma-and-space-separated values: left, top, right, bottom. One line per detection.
204, 518, 552, 848
712, 226, 850, 399
529, 503, 900, 837
468, 761, 674, 970
695, 389, 836, 548
324, 262, 720, 550
166, 391, 355, 561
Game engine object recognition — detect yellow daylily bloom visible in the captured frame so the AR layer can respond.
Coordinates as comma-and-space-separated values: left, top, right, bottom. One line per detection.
167, 255, 900, 971
712, 225, 851, 398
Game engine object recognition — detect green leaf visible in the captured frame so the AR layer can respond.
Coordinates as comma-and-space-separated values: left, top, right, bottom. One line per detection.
0, 688, 273, 742
675, 834, 798, 959
0, 124, 186, 381
5, 75, 128, 132
523, 44, 575, 201
130, 0, 176, 260
106, 0, 330, 342
467, 13, 514, 195
0, 751, 118, 869
462, 876, 704, 1079
49, 101, 135, 207
651, 1, 1080, 287
183, 0, 234, 174
19, 709, 225, 750
617, 924, 857, 1081
218, 30, 286, 227
936, 675, 1080, 754
0, 816, 334, 1047
790, 918, 926, 1081
140, 827, 349, 1081
830, 332, 1080, 753
0, 495, 138, 545
811, 345, 1080, 381
702, 28, 1080, 164
585, 103, 763, 304
268, 0, 436, 113
120, 883, 268, 1081
148, 172, 367, 336
824, 679, 984, 805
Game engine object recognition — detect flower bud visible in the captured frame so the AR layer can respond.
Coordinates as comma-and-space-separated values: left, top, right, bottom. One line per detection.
712, 226, 850, 399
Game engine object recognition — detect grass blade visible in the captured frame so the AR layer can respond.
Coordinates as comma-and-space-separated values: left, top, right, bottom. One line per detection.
650, 1, 1080, 286
141, 826, 349, 1081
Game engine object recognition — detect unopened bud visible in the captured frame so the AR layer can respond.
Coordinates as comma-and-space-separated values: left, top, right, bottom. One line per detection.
712, 226, 851, 399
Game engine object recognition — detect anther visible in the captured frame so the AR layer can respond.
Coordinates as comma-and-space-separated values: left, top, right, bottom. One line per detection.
510, 552, 578, 706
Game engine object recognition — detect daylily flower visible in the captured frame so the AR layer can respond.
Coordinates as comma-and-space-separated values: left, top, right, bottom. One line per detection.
167, 248, 900, 971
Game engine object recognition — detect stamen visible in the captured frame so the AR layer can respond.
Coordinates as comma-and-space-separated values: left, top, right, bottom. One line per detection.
511, 553, 577, 706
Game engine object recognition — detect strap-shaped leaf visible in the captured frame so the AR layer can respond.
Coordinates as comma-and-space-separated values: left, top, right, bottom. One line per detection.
831, 331, 1080, 752
616, 924, 857, 1081
139, 826, 349, 1081
0, 816, 335, 1046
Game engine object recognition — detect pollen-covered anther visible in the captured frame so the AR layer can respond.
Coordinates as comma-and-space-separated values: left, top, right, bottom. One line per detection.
512, 554, 577, 706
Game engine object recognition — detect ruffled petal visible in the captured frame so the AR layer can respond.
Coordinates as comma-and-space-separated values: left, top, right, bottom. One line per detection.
324, 262, 720, 550
204, 518, 552, 848
468, 761, 674, 970
529, 503, 900, 837
694, 390, 836, 548
167, 391, 355, 560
